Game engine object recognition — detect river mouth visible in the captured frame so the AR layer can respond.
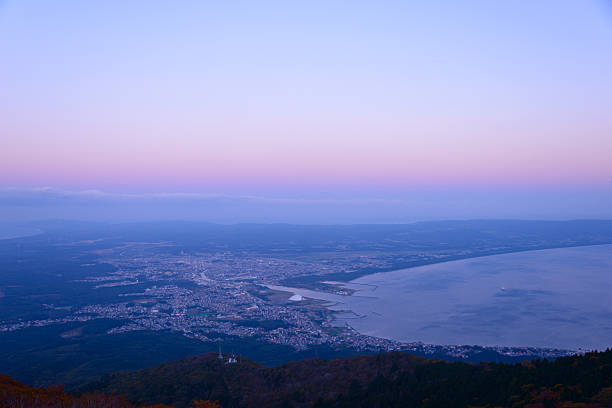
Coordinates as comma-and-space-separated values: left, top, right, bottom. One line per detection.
269, 244, 612, 351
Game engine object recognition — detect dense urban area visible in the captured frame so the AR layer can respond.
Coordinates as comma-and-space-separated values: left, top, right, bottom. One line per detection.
0, 239, 572, 361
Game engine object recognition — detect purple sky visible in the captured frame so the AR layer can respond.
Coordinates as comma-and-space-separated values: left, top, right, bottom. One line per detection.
1, 1, 611, 222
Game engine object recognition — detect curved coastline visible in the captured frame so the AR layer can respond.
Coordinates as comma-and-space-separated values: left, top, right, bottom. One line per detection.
273, 244, 612, 350
283, 242, 612, 287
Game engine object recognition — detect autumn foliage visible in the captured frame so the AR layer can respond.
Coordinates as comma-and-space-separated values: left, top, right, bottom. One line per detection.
84, 350, 612, 408
3, 350, 612, 407
192, 401, 221, 408
0, 374, 220, 408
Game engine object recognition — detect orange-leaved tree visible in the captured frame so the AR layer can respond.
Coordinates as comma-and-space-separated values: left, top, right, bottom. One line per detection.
192, 400, 222, 408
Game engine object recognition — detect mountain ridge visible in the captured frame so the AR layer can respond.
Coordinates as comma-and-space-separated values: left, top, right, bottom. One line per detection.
79, 350, 612, 408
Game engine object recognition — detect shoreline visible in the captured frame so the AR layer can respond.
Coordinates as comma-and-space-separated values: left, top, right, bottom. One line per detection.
281, 242, 612, 288
272, 244, 612, 352
261, 283, 576, 359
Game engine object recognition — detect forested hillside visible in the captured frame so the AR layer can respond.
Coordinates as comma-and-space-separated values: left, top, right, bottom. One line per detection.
82, 350, 612, 408
3, 350, 612, 407
0, 373, 176, 408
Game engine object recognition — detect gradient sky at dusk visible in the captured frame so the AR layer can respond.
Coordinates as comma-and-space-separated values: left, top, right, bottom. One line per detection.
1, 1, 611, 222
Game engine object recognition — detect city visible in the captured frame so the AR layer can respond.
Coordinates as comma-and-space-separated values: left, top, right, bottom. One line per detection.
0, 241, 573, 361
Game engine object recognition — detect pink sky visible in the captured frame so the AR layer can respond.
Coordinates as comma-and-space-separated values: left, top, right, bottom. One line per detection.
1, 1, 612, 199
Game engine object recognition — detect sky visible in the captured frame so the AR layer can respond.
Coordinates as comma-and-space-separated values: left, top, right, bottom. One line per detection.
1, 1, 612, 223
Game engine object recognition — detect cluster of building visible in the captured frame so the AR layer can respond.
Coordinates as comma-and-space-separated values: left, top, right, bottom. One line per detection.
0, 244, 572, 360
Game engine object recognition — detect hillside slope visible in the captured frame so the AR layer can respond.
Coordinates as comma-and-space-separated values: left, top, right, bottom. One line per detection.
0, 373, 175, 408
82, 350, 612, 408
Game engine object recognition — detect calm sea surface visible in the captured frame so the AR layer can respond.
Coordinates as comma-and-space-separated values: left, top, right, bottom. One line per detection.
269, 244, 612, 350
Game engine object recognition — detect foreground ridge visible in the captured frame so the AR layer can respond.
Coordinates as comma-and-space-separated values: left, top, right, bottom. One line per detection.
78, 349, 612, 408
0, 374, 224, 408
